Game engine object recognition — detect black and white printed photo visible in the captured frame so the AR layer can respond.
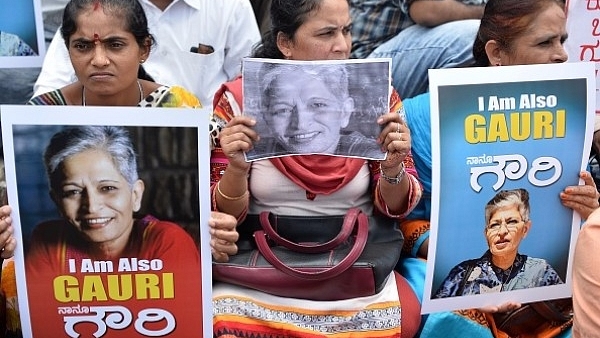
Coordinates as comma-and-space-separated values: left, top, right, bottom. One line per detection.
242, 58, 391, 161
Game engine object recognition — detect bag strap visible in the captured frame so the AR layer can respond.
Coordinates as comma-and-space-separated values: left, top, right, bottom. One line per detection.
259, 208, 360, 253
254, 211, 369, 280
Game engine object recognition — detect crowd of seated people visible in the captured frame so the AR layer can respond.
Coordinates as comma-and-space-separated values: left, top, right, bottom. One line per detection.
0, 0, 599, 337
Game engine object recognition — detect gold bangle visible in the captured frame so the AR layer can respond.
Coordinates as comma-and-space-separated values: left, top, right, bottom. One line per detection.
216, 181, 248, 201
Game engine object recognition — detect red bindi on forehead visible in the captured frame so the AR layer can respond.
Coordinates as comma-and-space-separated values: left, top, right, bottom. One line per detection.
91, 0, 102, 43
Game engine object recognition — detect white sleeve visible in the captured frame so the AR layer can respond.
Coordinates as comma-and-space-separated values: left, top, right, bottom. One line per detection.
33, 28, 76, 96
222, 0, 261, 80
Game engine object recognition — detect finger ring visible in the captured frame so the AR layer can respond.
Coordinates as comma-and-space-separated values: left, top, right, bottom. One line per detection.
396, 123, 400, 133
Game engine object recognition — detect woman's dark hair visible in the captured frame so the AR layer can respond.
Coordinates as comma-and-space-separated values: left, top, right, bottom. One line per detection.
137, 66, 154, 82
252, 0, 323, 59
61, 0, 155, 80
472, 0, 565, 67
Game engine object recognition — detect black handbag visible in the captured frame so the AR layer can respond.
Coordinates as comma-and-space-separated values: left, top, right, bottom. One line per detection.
212, 208, 403, 301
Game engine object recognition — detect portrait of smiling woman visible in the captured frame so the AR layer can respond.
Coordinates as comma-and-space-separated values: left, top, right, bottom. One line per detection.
243, 59, 389, 161
21, 125, 204, 336
434, 188, 563, 298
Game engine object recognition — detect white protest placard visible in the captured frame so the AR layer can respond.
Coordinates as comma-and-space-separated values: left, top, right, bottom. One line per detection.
423, 62, 596, 313
1, 105, 213, 337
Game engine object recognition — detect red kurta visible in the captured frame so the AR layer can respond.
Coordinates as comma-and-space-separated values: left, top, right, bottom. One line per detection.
25, 215, 203, 337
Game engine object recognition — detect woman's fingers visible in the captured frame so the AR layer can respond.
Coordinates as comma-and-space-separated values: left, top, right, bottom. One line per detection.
478, 301, 521, 313
0, 237, 16, 259
0, 206, 15, 258
376, 112, 411, 165
209, 211, 239, 262
560, 172, 600, 220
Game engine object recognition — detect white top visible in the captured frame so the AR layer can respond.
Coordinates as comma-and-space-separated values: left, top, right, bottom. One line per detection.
33, 0, 261, 106
248, 160, 374, 216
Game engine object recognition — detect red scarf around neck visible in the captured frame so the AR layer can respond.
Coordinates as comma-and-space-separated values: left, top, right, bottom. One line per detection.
215, 77, 365, 200
270, 155, 364, 200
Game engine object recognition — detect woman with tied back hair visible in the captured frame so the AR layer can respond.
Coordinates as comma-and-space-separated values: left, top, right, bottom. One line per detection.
209, 0, 424, 336
20, 0, 236, 261
28, 0, 200, 107
397, 0, 598, 336
0, 0, 240, 335
471, 0, 568, 67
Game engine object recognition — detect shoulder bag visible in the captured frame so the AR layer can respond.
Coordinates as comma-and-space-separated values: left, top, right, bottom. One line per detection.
212, 208, 403, 301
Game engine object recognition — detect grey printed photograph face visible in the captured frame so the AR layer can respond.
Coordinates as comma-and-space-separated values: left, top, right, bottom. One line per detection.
242, 58, 390, 161
263, 66, 353, 154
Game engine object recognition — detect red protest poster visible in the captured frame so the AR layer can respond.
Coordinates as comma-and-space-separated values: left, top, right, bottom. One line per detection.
0, 105, 212, 337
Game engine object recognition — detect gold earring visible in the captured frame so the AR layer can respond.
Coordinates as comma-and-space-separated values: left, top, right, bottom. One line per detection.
140, 59, 145, 64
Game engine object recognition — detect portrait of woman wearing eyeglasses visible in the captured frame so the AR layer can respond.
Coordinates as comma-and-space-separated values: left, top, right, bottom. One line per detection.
433, 188, 563, 298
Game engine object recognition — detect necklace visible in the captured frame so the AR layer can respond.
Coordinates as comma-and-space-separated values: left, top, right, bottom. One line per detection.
82, 80, 144, 106
500, 264, 515, 290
